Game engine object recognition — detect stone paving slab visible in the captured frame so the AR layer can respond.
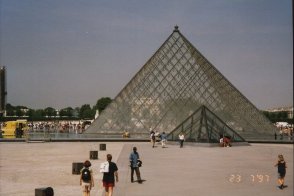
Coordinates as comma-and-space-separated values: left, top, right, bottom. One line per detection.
0, 142, 125, 196
115, 142, 293, 196
0, 142, 293, 196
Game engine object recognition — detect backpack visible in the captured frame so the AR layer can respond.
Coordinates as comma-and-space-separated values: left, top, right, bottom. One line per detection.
81, 168, 91, 182
45, 187, 54, 196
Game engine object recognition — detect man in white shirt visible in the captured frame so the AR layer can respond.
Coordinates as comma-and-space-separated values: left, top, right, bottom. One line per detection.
179, 133, 185, 148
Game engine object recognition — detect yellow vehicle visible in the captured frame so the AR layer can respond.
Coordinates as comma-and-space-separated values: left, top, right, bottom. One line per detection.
1, 120, 29, 138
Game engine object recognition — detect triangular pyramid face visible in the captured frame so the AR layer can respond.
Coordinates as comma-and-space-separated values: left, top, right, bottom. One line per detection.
167, 105, 246, 143
86, 26, 277, 139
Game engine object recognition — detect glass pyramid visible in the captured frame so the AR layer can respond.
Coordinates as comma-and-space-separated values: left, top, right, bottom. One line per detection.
86, 26, 277, 140
167, 105, 246, 143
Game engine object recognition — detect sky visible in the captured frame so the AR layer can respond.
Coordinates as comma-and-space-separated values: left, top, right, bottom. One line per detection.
0, 0, 292, 110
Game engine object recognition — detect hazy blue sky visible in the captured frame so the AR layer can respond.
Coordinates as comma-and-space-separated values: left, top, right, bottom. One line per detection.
0, 0, 292, 110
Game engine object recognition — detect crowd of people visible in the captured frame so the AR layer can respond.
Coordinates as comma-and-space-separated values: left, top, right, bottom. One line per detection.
27, 120, 92, 133
149, 130, 168, 148
275, 125, 293, 140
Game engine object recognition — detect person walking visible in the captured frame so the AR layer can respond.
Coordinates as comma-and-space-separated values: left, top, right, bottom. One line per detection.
150, 130, 156, 148
179, 133, 185, 148
129, 147, 142, 183
274, 154, 287, 190
160, 132, 167, 148
102, 154, 118, 196
80, 160, 94, 196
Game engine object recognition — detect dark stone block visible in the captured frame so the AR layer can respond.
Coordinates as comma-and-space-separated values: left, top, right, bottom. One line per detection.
100, 144, 106, 151
90, 151, 98, 159
72, 162, 83, 175
35, 187, 54, 196
35, 188, 46, 196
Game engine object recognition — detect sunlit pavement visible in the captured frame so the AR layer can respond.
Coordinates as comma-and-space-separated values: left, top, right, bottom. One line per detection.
0, 142, 293, 196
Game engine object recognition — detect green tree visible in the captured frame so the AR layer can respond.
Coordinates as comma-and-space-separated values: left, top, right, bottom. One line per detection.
27, 109, 35, 120
73, 107, 80, 118
262, 111, 291, 123
34, 109, 46, 120
80, 104, 94, 119
280, 111, 288, 120
59, 107, 73, 117
96, 97, 112, 114
262, 111, 270, 118
15, 108, 24, 117
5, 103, 14, 110
16, 106, 28, 117
44, 107, 56, 118
5, 103, 15, 116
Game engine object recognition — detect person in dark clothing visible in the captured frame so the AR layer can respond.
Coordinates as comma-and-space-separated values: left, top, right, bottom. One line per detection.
129, 147, 142, 183
274, 154, 287, 190
150, 131, 156, 148
102, 154, 118, 196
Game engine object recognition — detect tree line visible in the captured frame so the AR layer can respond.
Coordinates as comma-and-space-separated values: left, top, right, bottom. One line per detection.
1, 97, 112, 121
0, 97, 292, 124
262, 111, 292, 124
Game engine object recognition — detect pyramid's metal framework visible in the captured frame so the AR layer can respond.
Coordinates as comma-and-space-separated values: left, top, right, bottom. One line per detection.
167, 105, 246, 143
86, 26, 277, 139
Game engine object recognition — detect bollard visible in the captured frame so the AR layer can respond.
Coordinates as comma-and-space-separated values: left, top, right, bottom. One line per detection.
90, 151, 98, 160
35, 187, 54, 196
35, 188, 47, 196
72, 162, 84, 175
100, 143, 106, 151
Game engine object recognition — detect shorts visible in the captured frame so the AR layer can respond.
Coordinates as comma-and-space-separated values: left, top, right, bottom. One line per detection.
82, 181, 92, 192
278, 172, 285, 178
103, 181, 115, 188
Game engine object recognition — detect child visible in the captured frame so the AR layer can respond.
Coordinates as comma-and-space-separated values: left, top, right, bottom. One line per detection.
274, 154, 287, 190
80, 160, 94, 196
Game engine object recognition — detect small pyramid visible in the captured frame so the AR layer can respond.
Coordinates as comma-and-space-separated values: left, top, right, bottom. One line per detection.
167, 105, 246, 143
86, 26, 277, 140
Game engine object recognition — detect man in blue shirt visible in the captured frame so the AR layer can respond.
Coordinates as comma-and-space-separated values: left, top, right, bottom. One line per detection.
160, 132, 167, 148
129, 147, 142, 183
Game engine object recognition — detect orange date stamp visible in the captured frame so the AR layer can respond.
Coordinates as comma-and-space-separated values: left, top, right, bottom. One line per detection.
228, 174, 270, 183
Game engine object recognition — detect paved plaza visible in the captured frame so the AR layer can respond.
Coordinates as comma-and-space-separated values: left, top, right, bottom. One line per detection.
0, 141, 293, 196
